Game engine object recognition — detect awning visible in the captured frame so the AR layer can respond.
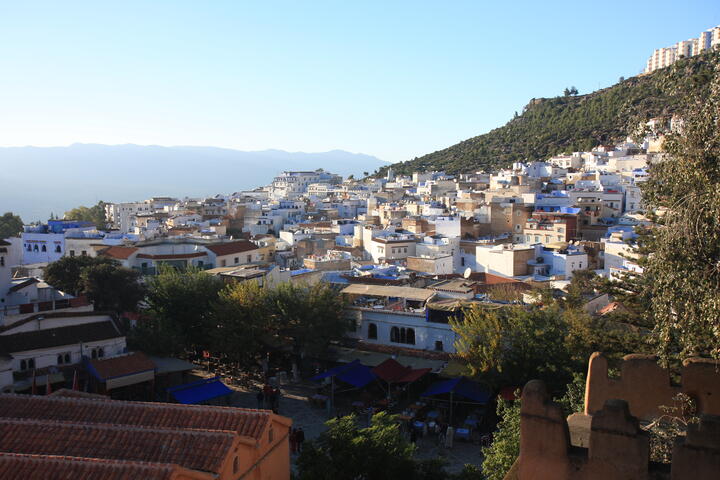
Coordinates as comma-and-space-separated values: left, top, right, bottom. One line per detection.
372, 359, 430, 384
332, 347, 447, 373
85, 352, 156, 391
311, 360, 361, 381
166, 377, 233, 404
421, 377, 491, 404
311, 359, 377, 388
341, 284, 436, 302
337, 364, 376, 388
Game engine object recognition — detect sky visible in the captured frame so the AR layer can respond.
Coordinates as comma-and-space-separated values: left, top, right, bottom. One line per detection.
0, 1, 718, 163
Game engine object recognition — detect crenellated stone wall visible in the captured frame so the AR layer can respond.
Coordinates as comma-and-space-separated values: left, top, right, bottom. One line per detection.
512, 379, 720, 480
584, 352, 720, 421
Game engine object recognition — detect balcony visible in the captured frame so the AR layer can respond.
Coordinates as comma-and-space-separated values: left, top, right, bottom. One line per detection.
1, 296, 91, 321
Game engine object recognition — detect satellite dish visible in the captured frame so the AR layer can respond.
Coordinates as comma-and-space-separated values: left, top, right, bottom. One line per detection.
463, 267, 472, 279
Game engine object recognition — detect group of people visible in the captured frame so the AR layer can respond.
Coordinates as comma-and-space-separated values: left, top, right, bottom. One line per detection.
408, 421, 454, 448
257, 384, 281, 413
289, 427, 305, 455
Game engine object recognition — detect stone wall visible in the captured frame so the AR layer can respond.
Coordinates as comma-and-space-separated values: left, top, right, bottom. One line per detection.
584, 352, 720, 421
512, 379, 720, 480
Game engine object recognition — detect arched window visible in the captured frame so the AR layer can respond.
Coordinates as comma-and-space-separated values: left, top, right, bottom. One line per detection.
20, 360, 27, 371
41, 245, 46, 252
33, 245, 38, 252
55, 245, 61, 253
97, 348, 104, 358
64, 353, 71, 364
57, 354, 63, 364
28, 358, 35, 369
368, 323, 377, 340
91, 349, 98, 359
406, 328, 415, 345
26, 244, 31, 252
390, 327, 399, 343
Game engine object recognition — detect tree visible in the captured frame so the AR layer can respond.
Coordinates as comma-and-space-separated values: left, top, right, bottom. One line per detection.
481, 397, 520, 480
266, 282, 350, 360
140, 266, 223, 355
563, 87, 571, 97
640, 54, 720, 360
80, 263, 145, 312
451, 304, 576, 390
44, 256, 117, 295
211, 280, 270, 364
64, 201, 107, 229
296, 413, 418, 480
0, 212, 23, 239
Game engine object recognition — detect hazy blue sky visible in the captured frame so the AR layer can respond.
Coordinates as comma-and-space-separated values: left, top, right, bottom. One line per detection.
0, 1, 718, 162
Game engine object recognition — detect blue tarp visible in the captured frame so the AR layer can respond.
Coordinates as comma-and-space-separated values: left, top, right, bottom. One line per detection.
337, 364, 376, 388
166, 377, 232, 404
421, 377, 491, 404
311, 360, 361, 381
310, 359, 377, 388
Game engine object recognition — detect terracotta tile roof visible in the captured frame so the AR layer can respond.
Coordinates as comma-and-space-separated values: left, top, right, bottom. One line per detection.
136, 252, 207, 260
0, 418, 234, 474
205, 240, 258, 256
88, 352, 156, 380
0, 453, 205, 480
0, 393, 271, 440
0, 320, 122, 355
100, 246, 139, 260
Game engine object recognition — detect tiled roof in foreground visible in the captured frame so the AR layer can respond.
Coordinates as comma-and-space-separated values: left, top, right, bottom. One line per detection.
0, 393, 271, 440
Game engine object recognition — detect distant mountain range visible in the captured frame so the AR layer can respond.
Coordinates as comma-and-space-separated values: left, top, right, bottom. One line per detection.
0, 144, 388, 222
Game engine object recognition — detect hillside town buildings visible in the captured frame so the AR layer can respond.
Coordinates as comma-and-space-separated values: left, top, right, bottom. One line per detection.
644, 24, 720, 73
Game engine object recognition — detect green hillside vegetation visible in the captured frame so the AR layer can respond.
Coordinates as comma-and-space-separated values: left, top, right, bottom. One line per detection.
382, 50, 718, 175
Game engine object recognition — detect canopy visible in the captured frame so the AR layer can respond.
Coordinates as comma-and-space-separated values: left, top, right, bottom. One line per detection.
311, 359, 361, 381
341, 284, 436, 302
372, 359, 431, 384
311, 359, 377, 388
421, 377, 491, 404
166, 377, 232, 404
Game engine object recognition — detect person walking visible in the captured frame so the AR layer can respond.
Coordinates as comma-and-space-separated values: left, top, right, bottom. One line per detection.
296, 427, 305, 453
289, 428, 297, 455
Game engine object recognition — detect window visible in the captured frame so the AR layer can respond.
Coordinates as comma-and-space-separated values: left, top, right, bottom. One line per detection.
55, 245, 61, 253
20, 358, 35, 371
579, 262, 583, 269
390, 327, 400, 343
368, 323, 377, 340
26, 244, 32, 252
0, 256, 4, 267
81, 251, 87, 256
41, 245, 46, 252
247, 255, 252, 263
221, 259, 227, 267
435, 340, 444, 351
233, 457, 239, 474
390, 327, 415, 345
57, 353, 71, 365
33, 245, 38, 252
234, 257, 239, 264
98, 348, 104, 358
69, 250, 75, 257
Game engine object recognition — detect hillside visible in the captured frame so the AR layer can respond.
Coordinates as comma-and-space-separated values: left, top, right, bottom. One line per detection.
384, 50, 719, 175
